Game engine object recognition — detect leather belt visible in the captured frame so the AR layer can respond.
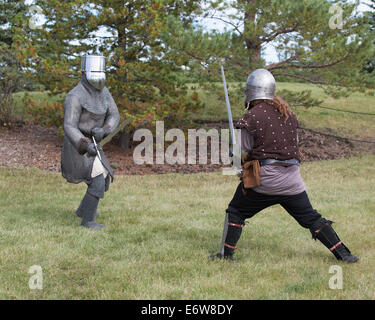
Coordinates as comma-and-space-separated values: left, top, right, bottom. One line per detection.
259, 158, 300, 167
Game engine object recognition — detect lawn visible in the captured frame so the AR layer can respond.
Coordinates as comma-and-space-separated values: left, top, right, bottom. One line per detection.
0, 154, 374, 299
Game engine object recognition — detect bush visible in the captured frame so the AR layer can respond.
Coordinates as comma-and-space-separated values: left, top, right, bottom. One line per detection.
24, 89, 203, 138
0, 47, 23, 126
25, 94, 65, 135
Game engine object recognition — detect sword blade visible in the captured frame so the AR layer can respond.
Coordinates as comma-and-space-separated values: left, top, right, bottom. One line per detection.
221, 64, 236, 146
99, 117, 133, 148
220, 63, 242, 175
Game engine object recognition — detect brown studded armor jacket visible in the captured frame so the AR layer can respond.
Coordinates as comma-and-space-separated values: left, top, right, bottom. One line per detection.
236, 101, 300, 162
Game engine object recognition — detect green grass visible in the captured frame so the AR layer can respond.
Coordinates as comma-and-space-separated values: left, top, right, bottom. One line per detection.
1, 154, 374, 299
194, 82, 375, 140
4, 82, 374, 299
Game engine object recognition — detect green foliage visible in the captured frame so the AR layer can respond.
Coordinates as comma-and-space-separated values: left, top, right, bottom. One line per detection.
0, 48, 23, 126
24, 93, 65, 135
15, 0, 203, 131
363, 1, 375, 75
0, 0, 26, 46
0, 0, 27, 126
10, 0, 375, 129
276, 89, 323, 108
163, 0, 375, 107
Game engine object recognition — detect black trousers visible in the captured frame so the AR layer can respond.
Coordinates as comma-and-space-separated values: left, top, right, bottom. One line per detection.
227, 183, 322, 229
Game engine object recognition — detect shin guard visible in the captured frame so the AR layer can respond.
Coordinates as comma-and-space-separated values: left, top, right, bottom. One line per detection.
310, 218, 358, 262
220, 209, 245, 257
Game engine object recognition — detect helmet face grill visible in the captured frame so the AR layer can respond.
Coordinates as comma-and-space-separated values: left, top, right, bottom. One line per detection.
81, 55, 106, 90
245, 69, 276, 104
85, 71, 106, 90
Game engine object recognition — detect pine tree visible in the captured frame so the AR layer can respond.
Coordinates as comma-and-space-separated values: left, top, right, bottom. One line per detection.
15, 0, 203, 137
0, 0, 27, 125
166, 0, 375, 106
363, 0, 375, 73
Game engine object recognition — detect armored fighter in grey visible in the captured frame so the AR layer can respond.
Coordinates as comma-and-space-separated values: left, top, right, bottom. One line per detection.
61, 55, 120, 229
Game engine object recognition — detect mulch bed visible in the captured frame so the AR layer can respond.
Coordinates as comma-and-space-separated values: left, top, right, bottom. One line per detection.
0, 123, 373, 175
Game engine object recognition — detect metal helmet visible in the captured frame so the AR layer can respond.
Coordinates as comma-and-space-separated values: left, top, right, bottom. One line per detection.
81, 55, 106, 90
244, 68, 276, 105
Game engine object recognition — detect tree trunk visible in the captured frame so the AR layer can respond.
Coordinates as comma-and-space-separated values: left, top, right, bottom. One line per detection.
244, 0, 261, 66
118, 129, 132, 149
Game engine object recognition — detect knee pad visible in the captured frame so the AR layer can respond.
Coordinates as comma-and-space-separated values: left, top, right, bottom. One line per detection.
87, 174, 105, 199
309, 217, 334, 240
226, 206, 246, 226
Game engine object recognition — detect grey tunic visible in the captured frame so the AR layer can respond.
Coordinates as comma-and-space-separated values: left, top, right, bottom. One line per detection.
241, 128, 306, 195
61, 77, 120, 184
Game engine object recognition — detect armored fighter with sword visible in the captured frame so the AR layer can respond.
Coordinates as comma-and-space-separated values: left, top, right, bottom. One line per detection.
211, 67, 358, 263
61, 55, 120, 230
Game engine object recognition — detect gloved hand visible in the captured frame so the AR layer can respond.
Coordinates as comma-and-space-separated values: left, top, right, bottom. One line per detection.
91, 127, 105, 142
87, 143, 97, 157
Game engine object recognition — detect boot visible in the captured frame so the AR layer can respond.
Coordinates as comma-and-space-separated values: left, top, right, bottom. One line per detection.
209, 252, 234, 262
310, 218, 358, 263
75, 202, 99, 218
210, 211, 245, 262
79, 192, 106, 230
76, 175, 109, 218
